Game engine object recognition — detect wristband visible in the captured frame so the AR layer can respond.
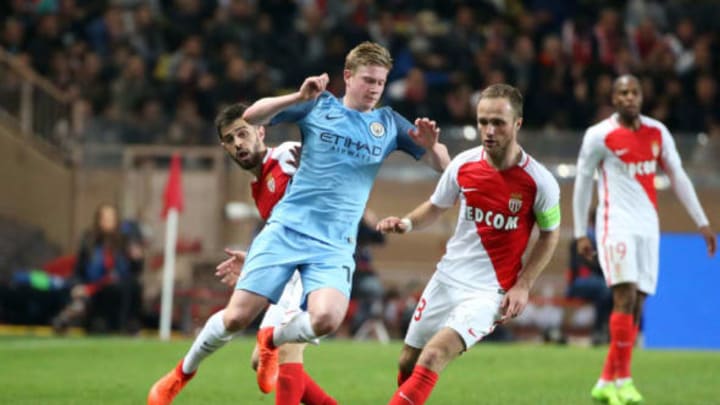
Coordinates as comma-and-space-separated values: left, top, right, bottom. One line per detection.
400, 217, 413, 233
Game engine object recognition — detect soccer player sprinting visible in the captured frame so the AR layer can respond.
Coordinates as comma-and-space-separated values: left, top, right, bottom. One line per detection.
377, 84, 561, 405
574, 75, 716, 405
147, 41, 450, 404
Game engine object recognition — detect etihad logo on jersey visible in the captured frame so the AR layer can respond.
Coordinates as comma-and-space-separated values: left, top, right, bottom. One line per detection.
625, 159, 657, 177
464, 206, 519, 231
508, 193, 523, 214
319, 132, 383, 161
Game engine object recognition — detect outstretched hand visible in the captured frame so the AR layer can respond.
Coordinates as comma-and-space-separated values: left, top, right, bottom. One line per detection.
408, 118, 440, 150
299, 73, 329, 101
699, 225, 717, 257
215, 248, 247, 287
376, 216, 410, 234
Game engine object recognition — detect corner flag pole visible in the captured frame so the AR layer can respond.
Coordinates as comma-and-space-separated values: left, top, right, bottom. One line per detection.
159, 154, 183, 340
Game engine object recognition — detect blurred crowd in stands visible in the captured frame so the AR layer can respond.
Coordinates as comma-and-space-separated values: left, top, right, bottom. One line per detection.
2, 0, 719, 150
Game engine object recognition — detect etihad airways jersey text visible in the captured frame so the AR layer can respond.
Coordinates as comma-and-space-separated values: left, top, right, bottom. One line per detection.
267, 92, 425, 249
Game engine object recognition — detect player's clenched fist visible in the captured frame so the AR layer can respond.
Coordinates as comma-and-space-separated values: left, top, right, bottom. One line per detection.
299, 73, 329, 101
376, 216, 411, 234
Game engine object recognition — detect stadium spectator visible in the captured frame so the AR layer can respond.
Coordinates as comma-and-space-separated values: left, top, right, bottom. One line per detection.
573, 74, 716, 405
378, 83, 560, 405
5, 1, 720, 146
349, 209, 387, 336
565, 208, 612, 345
147, 41, 450, 404
53, 203, 144, 334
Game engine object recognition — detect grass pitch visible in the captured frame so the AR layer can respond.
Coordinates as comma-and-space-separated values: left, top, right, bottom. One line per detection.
1, 336, 718, 404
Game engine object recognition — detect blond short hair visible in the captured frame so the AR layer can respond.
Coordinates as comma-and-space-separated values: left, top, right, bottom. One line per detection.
345, 41, 393, 72
477, 84, 524, 118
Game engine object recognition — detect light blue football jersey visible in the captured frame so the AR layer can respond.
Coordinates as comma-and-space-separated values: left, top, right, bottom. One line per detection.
267, 91, 426, 250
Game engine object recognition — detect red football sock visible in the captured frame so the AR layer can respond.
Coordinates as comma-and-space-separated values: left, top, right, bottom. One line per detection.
599, 342, 616, 381
301, 369, 337, 405
397, 370, 411, 387
276, 363, 304, 405
625, 323, 640, 375
388, 365, 438, 405
610, 312, 634, 379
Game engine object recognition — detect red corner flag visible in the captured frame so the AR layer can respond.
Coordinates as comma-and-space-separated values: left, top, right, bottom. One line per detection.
162, 154, 183, 218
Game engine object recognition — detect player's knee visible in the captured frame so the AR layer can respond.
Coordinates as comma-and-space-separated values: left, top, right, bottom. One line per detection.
222, 308, 251, 332
310, 311, 340, 336
612, 283, 637, 313
417, 345, 451, 371
251, 355, 259, 371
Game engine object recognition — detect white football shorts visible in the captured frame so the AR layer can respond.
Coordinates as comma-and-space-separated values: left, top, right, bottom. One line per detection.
596, 232, 659, 295
404, 273, 504, 350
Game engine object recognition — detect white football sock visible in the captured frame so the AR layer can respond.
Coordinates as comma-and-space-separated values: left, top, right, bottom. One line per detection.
272, 311, 320, 345
595, 379, 612, 388
182, 310, 234, 374
616, 377, 632, 386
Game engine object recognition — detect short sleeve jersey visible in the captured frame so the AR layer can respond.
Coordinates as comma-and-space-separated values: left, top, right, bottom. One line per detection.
267, 91, 426, 250
430, 146, 561, 292
251, 141, 299, 221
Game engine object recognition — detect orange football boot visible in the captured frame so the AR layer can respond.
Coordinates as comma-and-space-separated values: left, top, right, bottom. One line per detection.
256, 327, 279, 394
147, 360, 195, 405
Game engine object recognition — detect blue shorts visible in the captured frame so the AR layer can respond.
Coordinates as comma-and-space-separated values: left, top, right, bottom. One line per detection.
236, 222, 356, 307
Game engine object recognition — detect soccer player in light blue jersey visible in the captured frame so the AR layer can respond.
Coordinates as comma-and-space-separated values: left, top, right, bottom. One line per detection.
147, 42, 450, 405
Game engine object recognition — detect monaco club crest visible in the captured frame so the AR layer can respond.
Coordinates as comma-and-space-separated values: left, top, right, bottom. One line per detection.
651, 141, 660, 157
508, 193, 523, 213
266, 174, 275, 193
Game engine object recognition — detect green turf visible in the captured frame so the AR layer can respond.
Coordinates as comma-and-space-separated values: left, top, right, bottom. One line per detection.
0, 336, 718, 404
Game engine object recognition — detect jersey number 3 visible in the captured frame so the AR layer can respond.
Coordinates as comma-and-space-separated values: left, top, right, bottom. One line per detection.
414, 298, 428, 321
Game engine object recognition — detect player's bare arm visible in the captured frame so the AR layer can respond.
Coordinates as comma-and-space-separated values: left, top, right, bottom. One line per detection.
500, 228, 560, 322
409, 118, 450, 171
243, 73, 329, 125
376, 200, 447, 234
215, 248, 246, 287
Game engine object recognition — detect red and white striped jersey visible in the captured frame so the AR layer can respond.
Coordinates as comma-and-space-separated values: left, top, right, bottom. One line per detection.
251, 142, 299, 220
430, 146, 561, 292
573, 113, 708, 238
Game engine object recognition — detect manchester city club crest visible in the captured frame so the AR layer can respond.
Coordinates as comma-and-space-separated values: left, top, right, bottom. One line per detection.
508, 192, 523, 213
266, 174, 275, 193
370, 122, 385, 138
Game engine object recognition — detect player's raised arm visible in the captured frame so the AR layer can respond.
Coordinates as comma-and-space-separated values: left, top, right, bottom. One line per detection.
376, 200, 447, 234
409, 118, 450, 172
243, 73, 329, 125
